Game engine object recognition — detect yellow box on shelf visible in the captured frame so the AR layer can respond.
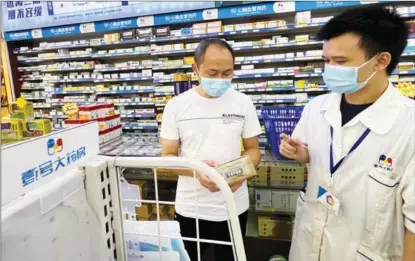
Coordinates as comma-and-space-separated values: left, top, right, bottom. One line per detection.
258, 215, 294, 240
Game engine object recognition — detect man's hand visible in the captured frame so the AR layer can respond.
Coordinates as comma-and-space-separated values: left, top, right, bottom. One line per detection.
196, 160, 220, 192
279, 133, 310, 164
230, 180, 244, 192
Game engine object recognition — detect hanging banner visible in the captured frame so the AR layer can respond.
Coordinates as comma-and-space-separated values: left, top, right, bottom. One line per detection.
2, 1, 215, 32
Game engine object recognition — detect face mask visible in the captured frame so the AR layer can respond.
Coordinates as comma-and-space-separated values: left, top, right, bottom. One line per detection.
323, 56, 377, 94
200, 77, 232, 97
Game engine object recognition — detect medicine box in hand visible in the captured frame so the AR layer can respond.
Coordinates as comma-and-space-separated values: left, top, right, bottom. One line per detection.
215, 156, 257, 185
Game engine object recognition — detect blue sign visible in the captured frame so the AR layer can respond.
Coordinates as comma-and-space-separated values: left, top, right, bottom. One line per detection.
43, 25, 81, 38
219, 2, 280, 18
295, 1, 361, 12
155, 10, 203, 25
2, 1, 215, 32
5, 30, 33, 41
95, 18, 137, 32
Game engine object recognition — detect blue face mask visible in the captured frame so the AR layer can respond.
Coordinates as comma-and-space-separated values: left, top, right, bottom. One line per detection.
323, 57, 377, 94
200, 77, 232, 97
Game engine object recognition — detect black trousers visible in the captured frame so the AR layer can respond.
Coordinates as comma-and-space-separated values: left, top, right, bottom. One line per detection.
176, 211, 248, 261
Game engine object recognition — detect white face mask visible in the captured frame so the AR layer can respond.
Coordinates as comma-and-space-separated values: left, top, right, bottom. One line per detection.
323, 56, 378, 94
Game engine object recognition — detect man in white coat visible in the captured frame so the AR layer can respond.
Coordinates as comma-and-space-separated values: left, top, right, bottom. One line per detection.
280, 5, 415, 261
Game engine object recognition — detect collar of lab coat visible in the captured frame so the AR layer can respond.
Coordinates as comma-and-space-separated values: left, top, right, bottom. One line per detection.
320, 82, 403, 135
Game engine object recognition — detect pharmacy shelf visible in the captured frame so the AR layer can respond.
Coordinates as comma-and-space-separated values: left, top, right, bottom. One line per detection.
402, 51, 415, 57
25, 97, 47, 100
114, 102, 155, 106
49, 89, 95, 95
253, 98, 297, 104
91, 38, 151, 47
20, 54, 93, 63
20, 77, 43, 81
154, 92, 175, 96
152, 64, 193, 70
42, 67, 95, 72
120, 113, 156, 119
94, 66, 152, 72
151, 49, 194, 56
33, 104, 52, 109
392, 69, 415, 75
14, 43, 90, 54
92, 51, 151, 58
122, 125, 159, 130
48, 77, 153, 83
234, 72, 322, 79
21, 87, 45, 91
49, 101, 94, 106
238, 86, 329, 93
400, 12, 415, 18
35, 115, 68, 119
239, 87, 296, 93
96, 88, 154, 95
14, 23, 328, 55
235, 56, 323, 65
18, 66, 95, 72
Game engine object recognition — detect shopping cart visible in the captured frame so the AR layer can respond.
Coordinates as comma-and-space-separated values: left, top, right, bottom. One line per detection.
83, 156, 248, 261
261, 106, 303, 158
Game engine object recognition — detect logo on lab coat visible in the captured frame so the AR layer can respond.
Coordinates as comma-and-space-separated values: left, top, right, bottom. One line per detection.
374, 154, 394, 171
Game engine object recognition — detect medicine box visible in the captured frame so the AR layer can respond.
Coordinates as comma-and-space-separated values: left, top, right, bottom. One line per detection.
248, 164, 269, 186
156, 27, 170, 37
121, 30, 136, 41
269, 162, 305, 188
207, 21, 222, 28
223, 25, 235, 32
255, 189, 273, 211
193, 23, 207, 29
271, 190, 289, 213
258, 215, 293, 240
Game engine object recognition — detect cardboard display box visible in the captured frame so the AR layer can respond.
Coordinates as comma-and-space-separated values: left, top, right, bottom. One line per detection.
258, 215, 293, 240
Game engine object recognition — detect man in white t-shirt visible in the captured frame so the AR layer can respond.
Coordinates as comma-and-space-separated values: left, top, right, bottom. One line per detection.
160, 38, 262, 261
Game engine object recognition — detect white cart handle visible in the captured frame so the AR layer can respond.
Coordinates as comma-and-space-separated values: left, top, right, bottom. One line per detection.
112, 156, 247, 261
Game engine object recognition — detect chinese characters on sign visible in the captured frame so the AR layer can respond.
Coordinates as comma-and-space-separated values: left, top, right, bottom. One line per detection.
6, 1, 43, 20
230, 4, 267, 15
50, 26, 75, 34
104, 19, 133, 28
164, 12, 198, 23
21, 146, 87, 187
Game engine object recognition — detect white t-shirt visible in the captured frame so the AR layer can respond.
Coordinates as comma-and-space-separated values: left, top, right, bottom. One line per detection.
160, 88, 262, 221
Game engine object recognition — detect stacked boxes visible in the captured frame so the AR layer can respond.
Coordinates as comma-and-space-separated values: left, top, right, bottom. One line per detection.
269, 162, 305, 188
248, 162, 305, 188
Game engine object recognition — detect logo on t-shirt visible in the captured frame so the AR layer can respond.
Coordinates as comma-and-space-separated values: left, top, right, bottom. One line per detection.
222, 113, 245, 124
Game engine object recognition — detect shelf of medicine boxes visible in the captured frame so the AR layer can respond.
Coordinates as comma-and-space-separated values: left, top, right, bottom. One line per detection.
15, 17, 415, 128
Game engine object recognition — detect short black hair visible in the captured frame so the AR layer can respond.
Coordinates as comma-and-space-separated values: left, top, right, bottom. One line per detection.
316, 5, 409, 75
194, 38, 235, 65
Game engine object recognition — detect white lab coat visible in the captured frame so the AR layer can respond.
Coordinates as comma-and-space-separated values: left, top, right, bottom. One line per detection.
289, 83, 415, 261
